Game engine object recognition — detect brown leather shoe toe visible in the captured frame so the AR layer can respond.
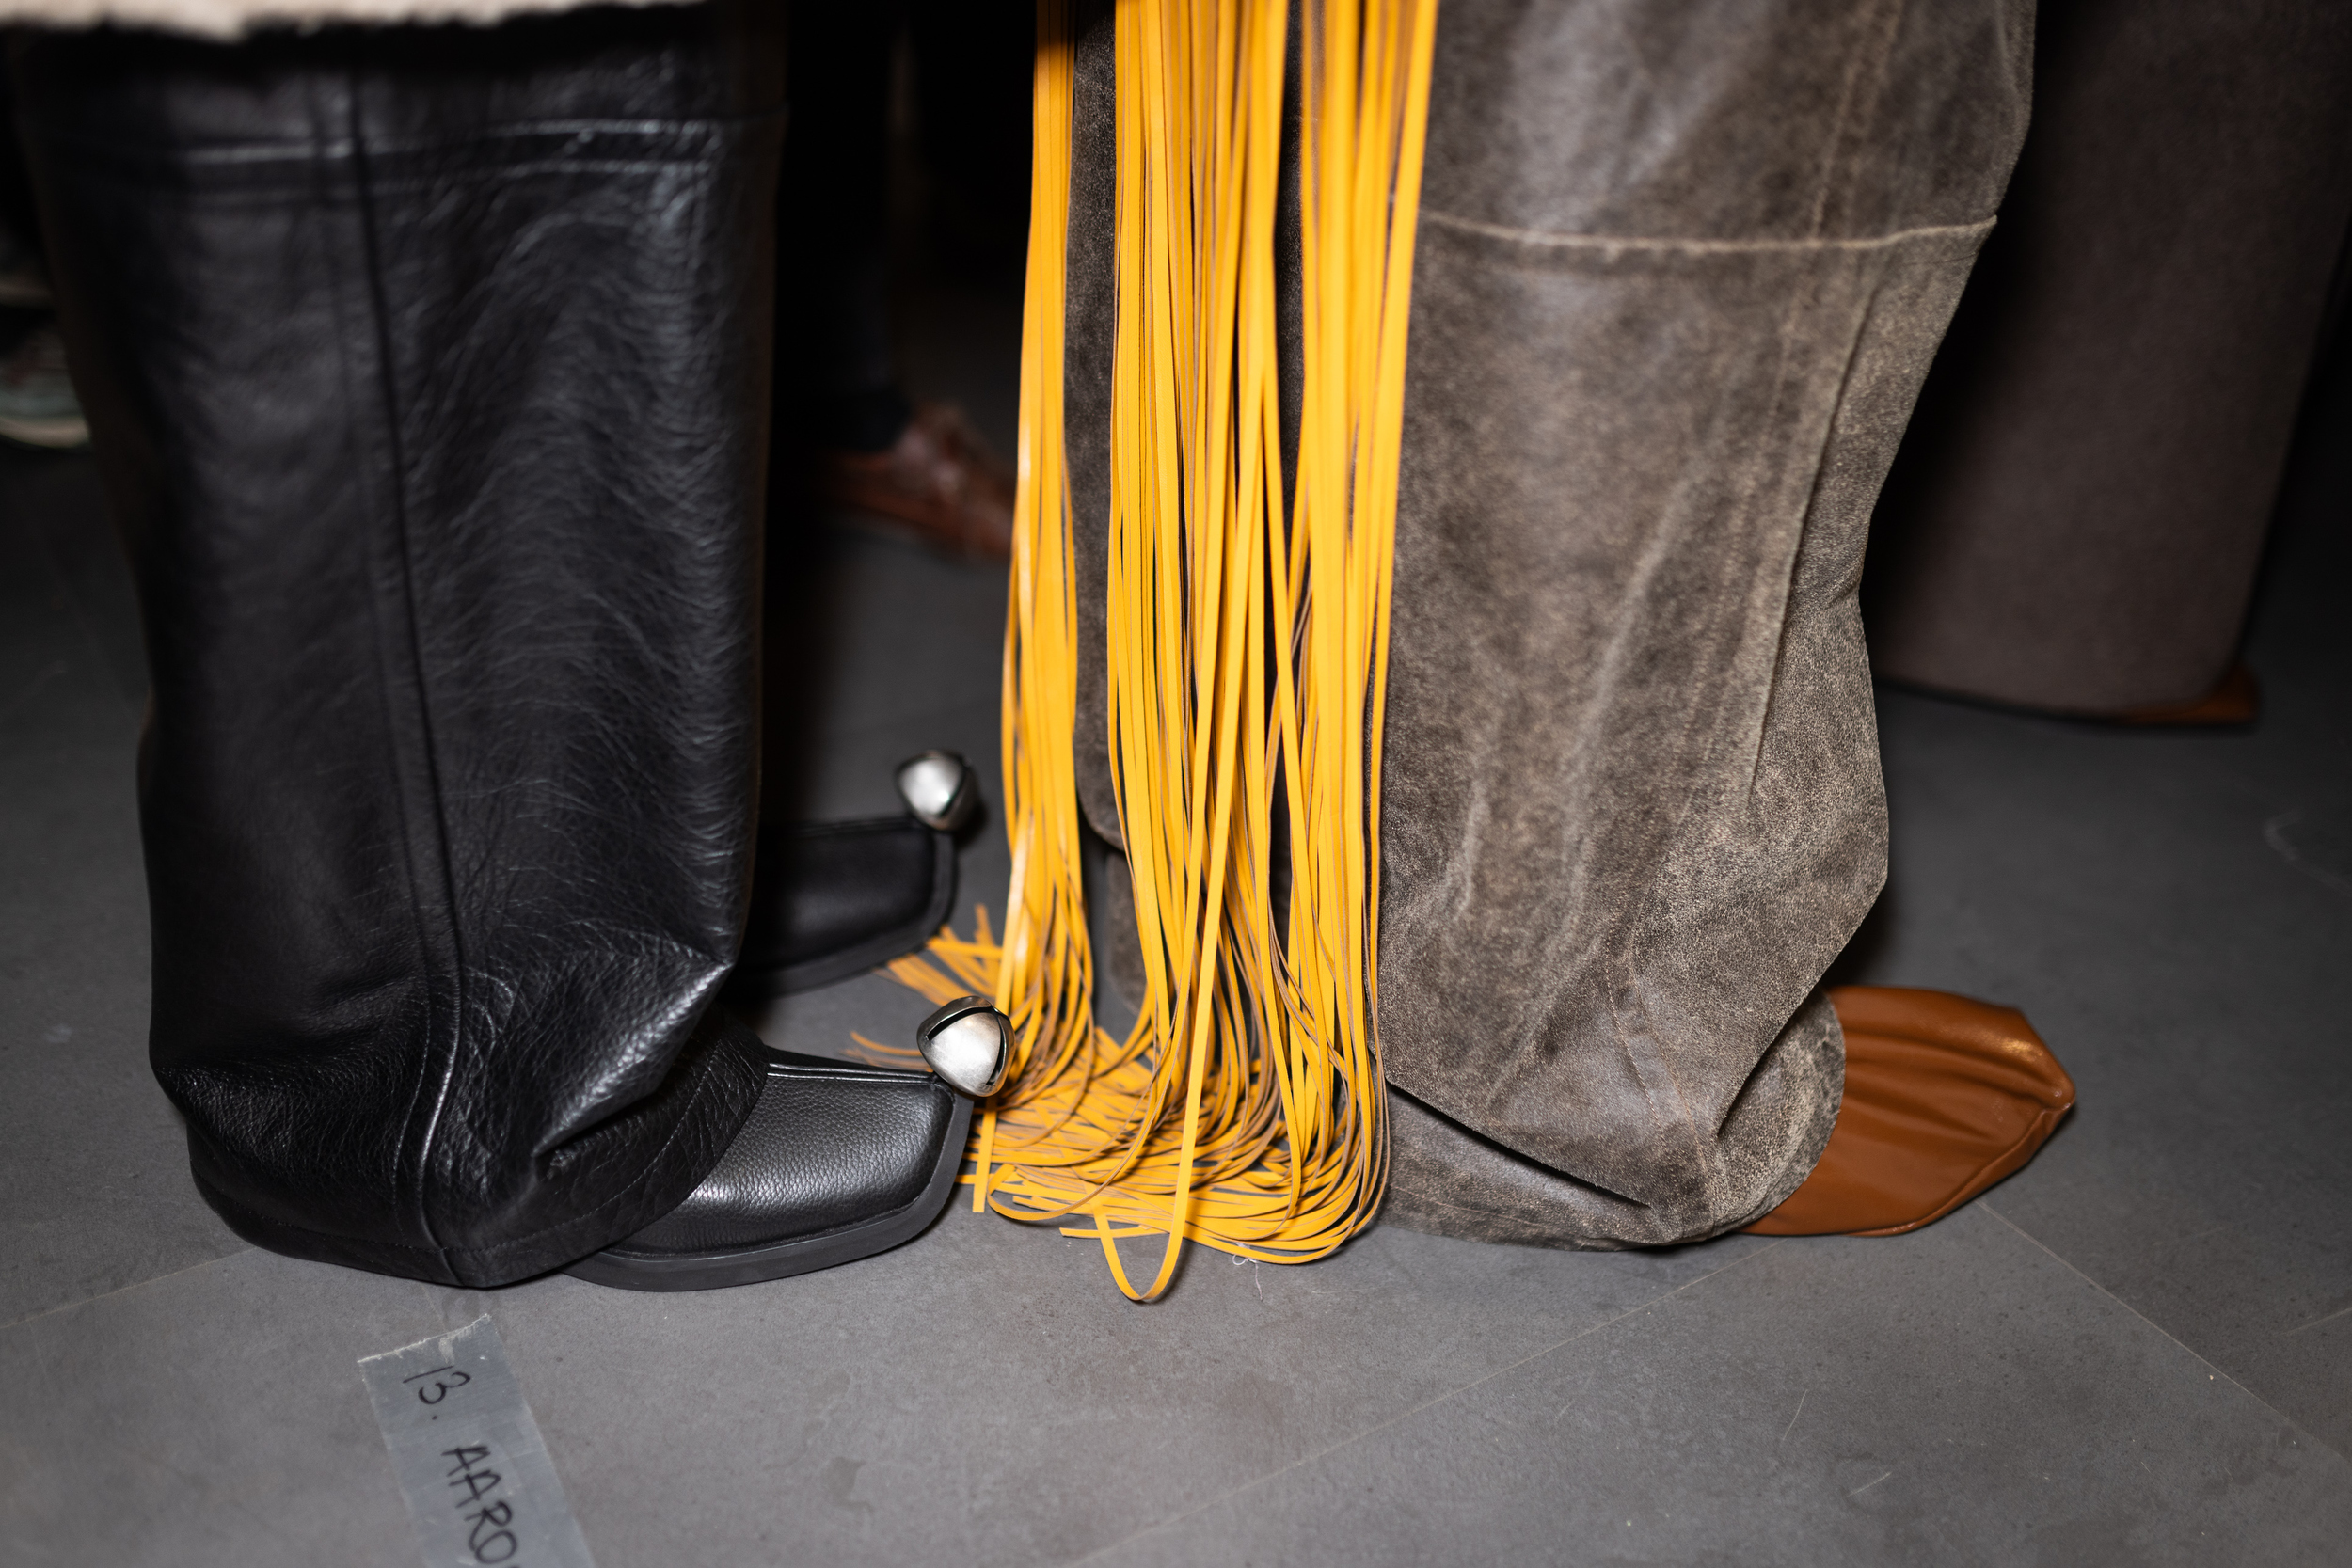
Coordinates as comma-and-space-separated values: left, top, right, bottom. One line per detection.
1747, 986, 2076, 1237
815, 401, 1014, 562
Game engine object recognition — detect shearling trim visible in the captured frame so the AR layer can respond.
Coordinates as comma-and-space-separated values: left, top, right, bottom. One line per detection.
0, 0, 683, 41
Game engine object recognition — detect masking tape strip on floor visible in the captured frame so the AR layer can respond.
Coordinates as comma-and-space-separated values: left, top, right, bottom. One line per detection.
359, 1315, 596, 1568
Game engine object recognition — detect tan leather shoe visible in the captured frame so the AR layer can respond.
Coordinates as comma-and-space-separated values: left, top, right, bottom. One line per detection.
815, 401, 1014, 562
1747, 986, 2076, 1237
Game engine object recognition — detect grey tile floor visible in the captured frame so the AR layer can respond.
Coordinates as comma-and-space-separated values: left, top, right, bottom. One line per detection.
5, 306, 2349, 1563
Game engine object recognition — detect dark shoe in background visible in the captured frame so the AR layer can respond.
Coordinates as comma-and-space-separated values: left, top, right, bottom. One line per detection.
2112, 661, 2261, 727
730, 816, 955, 998
727, 752, 978, 1000
0, 322, 88, 449
0, 141, 87, 450
814, 401, 1014, 562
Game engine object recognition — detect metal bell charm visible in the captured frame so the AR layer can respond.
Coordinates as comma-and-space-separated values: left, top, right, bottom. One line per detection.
896, 750, 977, 832
915, 995, 1011, 1099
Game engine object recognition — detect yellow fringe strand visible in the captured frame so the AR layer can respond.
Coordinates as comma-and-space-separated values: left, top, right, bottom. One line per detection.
873, 0, 1438, 1301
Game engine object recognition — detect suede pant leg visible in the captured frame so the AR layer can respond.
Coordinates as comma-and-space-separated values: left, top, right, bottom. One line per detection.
1057, 0, 2030, 1247
12, 7, 786, 1286
1375, 0, 2034, 1247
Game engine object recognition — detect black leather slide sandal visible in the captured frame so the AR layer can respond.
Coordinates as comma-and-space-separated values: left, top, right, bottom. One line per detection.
726, 816, 957, 998
567, 1050, 970, 1291
726, 753, 981, 1000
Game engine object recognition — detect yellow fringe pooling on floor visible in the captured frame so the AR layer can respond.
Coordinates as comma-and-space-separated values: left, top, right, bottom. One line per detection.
874, 0, 1438, 1301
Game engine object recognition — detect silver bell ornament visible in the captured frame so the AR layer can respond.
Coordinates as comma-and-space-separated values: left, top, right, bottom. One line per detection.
915, 995, 1011, 1099
896, 750, 977, 832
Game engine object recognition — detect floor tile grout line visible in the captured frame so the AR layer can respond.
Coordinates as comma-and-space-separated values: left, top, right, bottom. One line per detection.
2282, 1303, 2352, 1337
1977, 1200, 2346, 1465
1057, 1239, 1792, 1566
0, 1245, 255, 1336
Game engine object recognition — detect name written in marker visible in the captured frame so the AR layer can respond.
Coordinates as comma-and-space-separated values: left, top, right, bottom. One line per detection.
359, 1316, 596, 1568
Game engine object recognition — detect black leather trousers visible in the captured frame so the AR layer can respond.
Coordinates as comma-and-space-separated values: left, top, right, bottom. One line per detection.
12, 7, 787, 1286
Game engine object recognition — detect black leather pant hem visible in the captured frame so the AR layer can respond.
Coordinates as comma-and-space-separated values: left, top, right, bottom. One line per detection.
190, 1161, 696, 1289
193, 1166, 472, 1287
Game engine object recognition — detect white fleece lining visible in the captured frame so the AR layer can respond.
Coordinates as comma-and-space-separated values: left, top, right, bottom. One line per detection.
0, 0, 681, 40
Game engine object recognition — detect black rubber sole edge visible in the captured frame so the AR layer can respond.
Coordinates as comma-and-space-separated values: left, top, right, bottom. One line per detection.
563, 1093, 973, 1291
724, 827, 957, 1000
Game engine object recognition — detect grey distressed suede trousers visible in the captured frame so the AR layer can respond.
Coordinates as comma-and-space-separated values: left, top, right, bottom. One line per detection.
1064, 0, 2033, 1248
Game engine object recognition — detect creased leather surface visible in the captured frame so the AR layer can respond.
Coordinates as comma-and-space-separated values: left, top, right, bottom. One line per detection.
13, 6, 785, 1286
614, 1050, 960, 1255
1063, 0, 2032, 1248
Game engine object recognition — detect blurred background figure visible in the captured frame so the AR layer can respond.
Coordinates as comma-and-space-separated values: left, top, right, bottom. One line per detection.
773, 0, 1031, 562
1864, 0, 2352, 722
0, 84, 84, 450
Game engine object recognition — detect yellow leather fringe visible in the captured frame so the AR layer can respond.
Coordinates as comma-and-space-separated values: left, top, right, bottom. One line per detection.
867, 0, 1438, 1301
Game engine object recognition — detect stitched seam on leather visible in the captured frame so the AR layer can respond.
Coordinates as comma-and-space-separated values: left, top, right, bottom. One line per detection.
1804, 0, 1908, 241
24, 111, 786, 175
1715, 0, 1912, 1153
278, 70, 446, 1272
1420, 211, 1994, 254
769, 1064, 954, 1086
1743, 277, 1883, 802
1717, 0, 1913, 1148
339, 77, 470, 1271
452, 1038, 757, 1262
1612, 0, 1912, 1212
